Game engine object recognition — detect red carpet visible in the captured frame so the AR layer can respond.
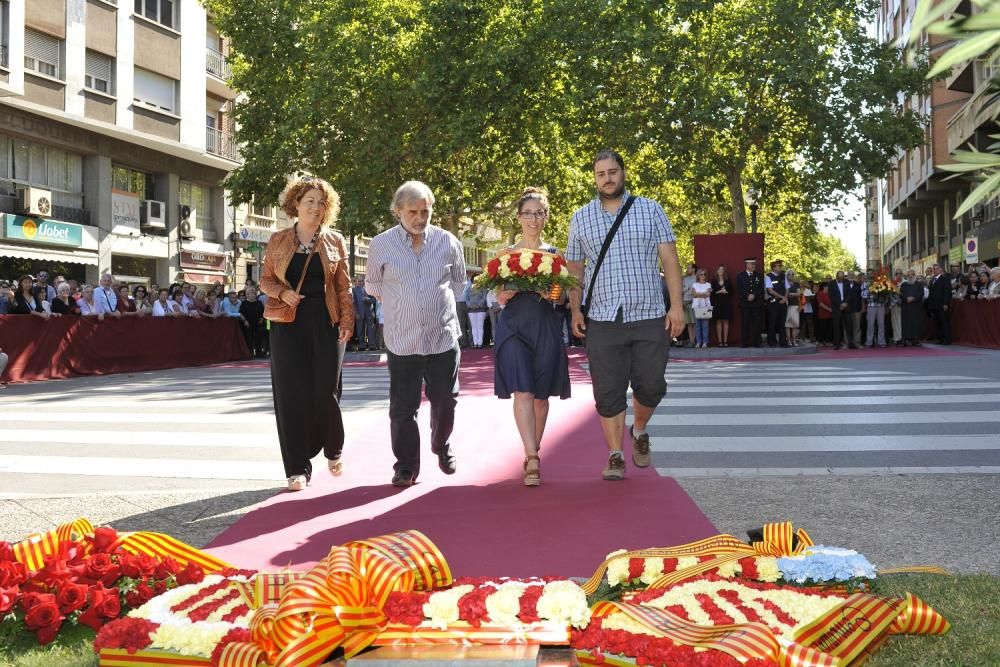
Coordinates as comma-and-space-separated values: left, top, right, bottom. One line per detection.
206, 349, 717, 578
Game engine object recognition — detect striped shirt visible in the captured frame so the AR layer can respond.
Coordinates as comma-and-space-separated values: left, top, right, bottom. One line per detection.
365, 224, 467, 356
565, 192, 676, 323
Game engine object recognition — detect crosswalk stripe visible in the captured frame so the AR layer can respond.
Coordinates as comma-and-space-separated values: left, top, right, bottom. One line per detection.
656, 466, 1000, 477
0, 455, 280, 480
0, 430, 277, 447
648, 411, 1000, 426
666, 382, 988, 393
665, 375, 974, 386
662, 394, 1000, 407
647, 435, 998, 452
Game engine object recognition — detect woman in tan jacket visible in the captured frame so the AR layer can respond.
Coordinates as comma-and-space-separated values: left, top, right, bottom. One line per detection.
260, 175, 354, 491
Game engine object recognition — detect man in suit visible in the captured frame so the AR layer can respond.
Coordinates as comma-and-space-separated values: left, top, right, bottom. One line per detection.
848, 271, 864, 347
827, 270, 855, 349
351, 276, 376, 350
926, 263, 952, 345
737, 257, 765, 347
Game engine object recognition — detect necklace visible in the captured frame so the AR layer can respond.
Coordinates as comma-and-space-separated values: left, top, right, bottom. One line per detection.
295, 223, 320, 254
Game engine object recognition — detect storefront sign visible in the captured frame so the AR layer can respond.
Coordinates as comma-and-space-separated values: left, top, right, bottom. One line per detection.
111, 190, 141, 233
182, 271, 228, 285
3, 214, 83, 247
964, 237, 979, 264
179, 249, 227, 272
239, 225, 274, 243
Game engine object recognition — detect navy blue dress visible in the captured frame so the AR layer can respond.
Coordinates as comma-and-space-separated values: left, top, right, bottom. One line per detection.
493, 247, 571, 400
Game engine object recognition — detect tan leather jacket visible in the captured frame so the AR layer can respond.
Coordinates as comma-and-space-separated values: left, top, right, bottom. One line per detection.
259, 226, 355, 333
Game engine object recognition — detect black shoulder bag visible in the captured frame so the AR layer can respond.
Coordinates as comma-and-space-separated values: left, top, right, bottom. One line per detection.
581, 195, 636, 317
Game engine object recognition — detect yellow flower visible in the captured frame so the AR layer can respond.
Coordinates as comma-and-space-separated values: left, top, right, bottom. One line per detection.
755, 557, 781, 582
716, 560, 742, 579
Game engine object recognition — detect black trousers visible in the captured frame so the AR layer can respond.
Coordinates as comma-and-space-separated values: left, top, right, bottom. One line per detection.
387, 344, 460, 476
740, 305, 763, 346
269, 299, 344, 478
930, 307, 951, 344
766, 302, 788, 346
831, 307, 852, 347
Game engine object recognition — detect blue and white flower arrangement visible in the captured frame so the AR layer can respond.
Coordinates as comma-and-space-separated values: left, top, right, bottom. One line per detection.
777, 546, 877, 584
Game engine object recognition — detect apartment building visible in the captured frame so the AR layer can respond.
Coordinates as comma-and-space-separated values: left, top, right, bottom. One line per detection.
0, 0, 283, 288
876, 0, 999, 273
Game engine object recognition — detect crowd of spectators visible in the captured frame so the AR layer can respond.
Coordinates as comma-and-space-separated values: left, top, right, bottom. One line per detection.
676, 261, 1000, 348
0, 271, 271, 358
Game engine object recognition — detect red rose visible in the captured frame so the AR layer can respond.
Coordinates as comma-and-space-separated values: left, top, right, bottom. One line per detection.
0, 586, 19, 614
125, 583, 154, 608
486, 258, 501, 278
56, 581, 89, 614
89, 527, 120, 554
78, 584, 120, 630
506, 255, 520, 271
118, 553, 142, 579
154, 557, 182, 580
153, 580, 168, 594
0, 542, 14, 562
20, 591, 56, 612
24, 600, 64, 645
135, 554, 158, 578
176, 562, 205, 586
35, 556, 72, 588
85, 552, 121, 585
0, 560, 28, 587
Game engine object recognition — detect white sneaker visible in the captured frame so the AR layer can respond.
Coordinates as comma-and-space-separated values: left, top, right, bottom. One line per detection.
286, 475, 307, 491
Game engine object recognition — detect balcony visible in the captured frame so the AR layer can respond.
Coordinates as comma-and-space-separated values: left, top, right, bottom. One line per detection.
206, 47, 235, 98
947, 84, 1000, 152
206, 125, 239, 162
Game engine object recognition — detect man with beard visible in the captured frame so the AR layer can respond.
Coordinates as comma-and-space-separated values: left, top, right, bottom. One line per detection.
899, 269, 924, 346
566, 150, 684, 481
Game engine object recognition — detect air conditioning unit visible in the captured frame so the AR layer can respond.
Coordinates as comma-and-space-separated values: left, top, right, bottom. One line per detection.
17, 187, 53, 216
179, 206, 196, 239
140, 200, 167, 229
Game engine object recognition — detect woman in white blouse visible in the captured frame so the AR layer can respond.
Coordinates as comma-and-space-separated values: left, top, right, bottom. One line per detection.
77, 285, 99, 317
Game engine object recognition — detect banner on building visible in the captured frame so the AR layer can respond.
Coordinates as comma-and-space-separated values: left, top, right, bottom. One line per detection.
179, 249, 227, 272
3, 214, 83, 247
112, 190, 141, 234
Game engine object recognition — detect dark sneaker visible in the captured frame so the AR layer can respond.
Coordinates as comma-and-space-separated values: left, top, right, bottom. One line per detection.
630, 427, 651, 468
434, 445, 457, 475
391, 470, 416, 487
602, 452, 626, 481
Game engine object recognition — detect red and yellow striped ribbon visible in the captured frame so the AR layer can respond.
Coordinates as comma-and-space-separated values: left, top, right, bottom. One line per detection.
220, 530, 450, 667
11, 518, 230, 574
887, 592, 951, 636
582, 523, 813, 594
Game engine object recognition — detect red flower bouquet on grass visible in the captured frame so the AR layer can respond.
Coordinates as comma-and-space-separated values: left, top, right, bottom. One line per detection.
0, 526, 222, 646
473, 249, 579, 299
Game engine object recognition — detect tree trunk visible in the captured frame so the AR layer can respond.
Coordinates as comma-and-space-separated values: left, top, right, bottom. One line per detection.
725, 167, 747, 234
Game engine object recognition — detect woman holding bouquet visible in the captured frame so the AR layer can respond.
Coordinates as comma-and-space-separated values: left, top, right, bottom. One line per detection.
492, 187, 571, 486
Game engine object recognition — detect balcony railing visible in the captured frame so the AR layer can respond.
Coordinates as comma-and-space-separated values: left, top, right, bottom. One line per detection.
0, 45, 8, 69
206, 126, 239, 161
206, 47, 231, 81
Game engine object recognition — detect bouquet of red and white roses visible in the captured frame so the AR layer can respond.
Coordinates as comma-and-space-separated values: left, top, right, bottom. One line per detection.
473, 249, 579, 299
870, 270, 899, 306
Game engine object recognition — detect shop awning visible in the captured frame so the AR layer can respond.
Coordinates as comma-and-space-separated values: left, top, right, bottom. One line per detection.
180, 270, 228, 285
0, 242, 99, 266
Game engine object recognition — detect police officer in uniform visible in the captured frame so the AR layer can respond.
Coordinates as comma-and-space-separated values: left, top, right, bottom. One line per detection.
737, 257, 765, 347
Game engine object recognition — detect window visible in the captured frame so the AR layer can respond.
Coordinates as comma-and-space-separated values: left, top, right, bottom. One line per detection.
1, 134, 84, 207
134, 0, 174, 29
180, 181, 211, 230
24, 29, 61, 79
112, 165, 153, 199
85, 50, 115, 94
251, 200, 274, 218
133, 67, 176, 114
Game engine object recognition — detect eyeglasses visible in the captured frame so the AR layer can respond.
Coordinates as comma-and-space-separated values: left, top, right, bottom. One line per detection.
517, 210, 548, 220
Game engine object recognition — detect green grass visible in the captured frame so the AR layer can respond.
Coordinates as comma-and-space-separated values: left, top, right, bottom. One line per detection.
1, 575, 996, 667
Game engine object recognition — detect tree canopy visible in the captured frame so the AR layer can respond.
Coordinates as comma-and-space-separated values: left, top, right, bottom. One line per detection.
207, 0, 929, 265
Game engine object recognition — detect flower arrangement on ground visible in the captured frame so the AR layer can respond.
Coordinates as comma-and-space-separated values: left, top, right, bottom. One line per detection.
473, 249, 579, 298
0, 527, 214, 646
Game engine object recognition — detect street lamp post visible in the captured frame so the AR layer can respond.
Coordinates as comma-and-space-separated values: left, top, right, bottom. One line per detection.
744, 186, 760, 235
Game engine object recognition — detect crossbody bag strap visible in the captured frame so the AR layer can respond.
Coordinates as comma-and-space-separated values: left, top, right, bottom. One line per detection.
291, 240, 319, 296
582, 195, 636, 314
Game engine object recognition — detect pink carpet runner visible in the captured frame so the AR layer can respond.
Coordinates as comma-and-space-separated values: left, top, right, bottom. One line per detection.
206, 349, 717, 578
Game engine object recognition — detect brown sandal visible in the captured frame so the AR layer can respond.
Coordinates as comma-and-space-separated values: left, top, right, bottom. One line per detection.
523, 455, 540, 487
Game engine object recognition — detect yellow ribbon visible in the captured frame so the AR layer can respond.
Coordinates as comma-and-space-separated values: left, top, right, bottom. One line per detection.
11, 517, 231, 574
220, 530, 450, 667
582, 522, 813, 594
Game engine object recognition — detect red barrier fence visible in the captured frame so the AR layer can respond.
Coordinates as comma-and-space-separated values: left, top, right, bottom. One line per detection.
944, 299, 1000, 349
0, 315, 251, 383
